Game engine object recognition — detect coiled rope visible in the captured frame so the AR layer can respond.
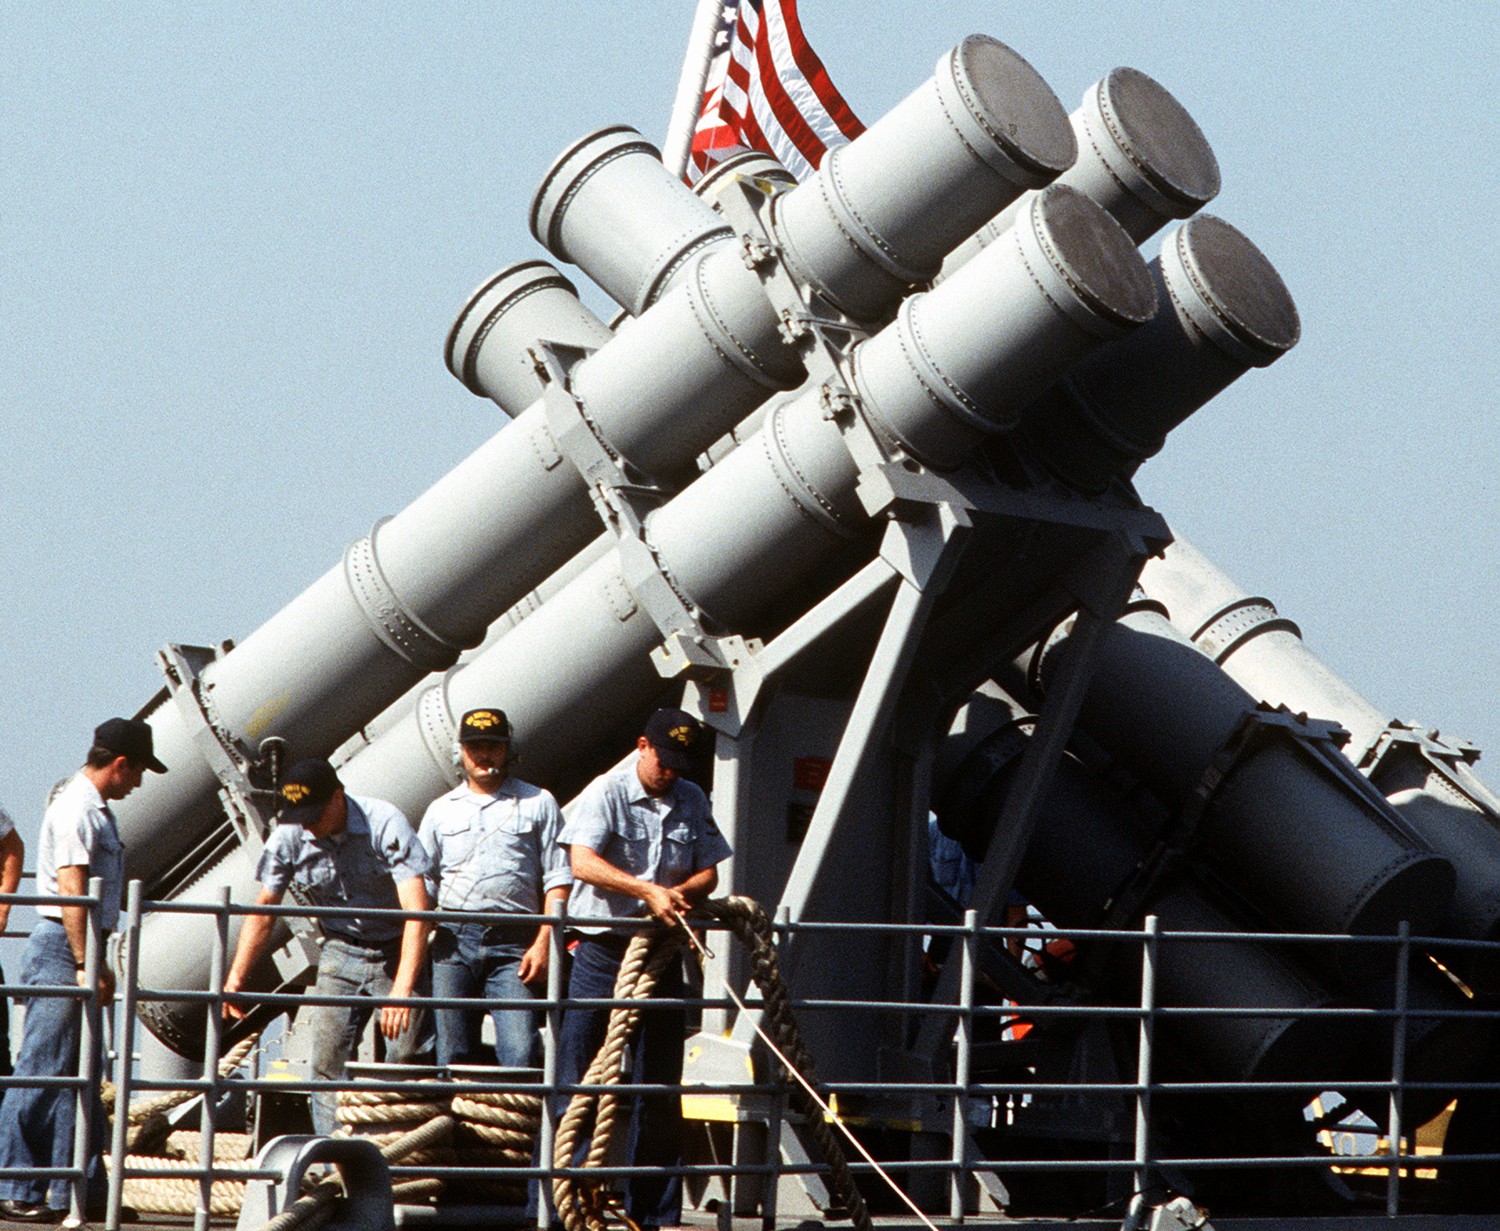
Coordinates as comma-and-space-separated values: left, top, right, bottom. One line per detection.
105, 1033, 264, 1209
104, 1032, 262, 1157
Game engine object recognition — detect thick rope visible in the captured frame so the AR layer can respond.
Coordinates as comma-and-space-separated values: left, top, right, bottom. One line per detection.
696, 898, 872, 1231
552, 930, 688, 1231
105, 1033, 261, 1129
115, 1153, 258, 1216
551, 898, 872, 1231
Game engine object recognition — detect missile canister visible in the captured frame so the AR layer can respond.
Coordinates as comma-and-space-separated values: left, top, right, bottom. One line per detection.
941, 66, 1221, 277
112, 35, 1081, 895
1024, 605, 1454, 972
136, 186, 1158, 1040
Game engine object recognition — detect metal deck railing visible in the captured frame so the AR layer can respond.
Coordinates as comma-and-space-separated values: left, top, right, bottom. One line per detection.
2, 878, 1497, 1230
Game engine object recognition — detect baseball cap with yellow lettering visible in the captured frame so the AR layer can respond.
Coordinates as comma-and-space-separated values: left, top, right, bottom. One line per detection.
643, 707, 702, 773
459, 708, 512, 743
277, 758, 341, 824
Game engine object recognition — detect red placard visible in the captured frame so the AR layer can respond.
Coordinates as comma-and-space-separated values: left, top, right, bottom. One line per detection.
792, 755, 832, 793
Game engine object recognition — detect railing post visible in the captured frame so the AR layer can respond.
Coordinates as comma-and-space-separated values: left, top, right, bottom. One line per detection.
949, 908, 977, 1221
1123, 914, 1160, 1231
69, 876, 105, 1224
196, 887, 230, 1231
106, 881, 144, 1231
539, 897, 567, 1230
1385, 920, 1411, 1217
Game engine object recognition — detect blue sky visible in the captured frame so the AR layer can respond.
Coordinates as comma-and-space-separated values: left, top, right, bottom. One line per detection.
1, 3, 1495, 859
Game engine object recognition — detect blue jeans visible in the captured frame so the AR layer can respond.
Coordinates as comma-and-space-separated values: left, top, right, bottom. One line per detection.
431, 921, 538, 1069
306, 934, 434, 1136
0, 920, 105, 1210
556, 934, 686, 1229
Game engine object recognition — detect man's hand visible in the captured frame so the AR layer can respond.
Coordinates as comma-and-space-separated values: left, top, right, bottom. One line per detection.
384, 876, 431, 1041
518, 934, 550, 984
223, 886, 282, 1021
80, 963, 116, 1006
222, 972, 249, 1021
380, 995, 413, 1041
381, 967, 421, 1039
641, 883, 692, 927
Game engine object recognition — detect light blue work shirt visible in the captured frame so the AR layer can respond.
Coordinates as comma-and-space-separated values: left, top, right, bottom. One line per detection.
256, 795, 428, 944
560, 758, 731, 935
418, 776, 571, 914
37, 773, 126, 932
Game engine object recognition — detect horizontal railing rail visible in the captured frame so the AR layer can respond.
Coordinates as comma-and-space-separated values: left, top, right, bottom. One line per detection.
1, 882, 1494, 1228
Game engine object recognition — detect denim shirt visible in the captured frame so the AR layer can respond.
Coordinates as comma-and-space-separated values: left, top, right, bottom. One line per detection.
36, 773, 126, 932
560, 758, 731, 934
256, 795, 429, 943
418, 776, 570, 914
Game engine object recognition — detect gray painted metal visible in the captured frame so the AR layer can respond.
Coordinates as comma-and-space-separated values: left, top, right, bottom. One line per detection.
775, 36, 1076, 321
530, 125, 733, 315
444, 260, 613, 414
855, 185, 1155, 471
912, 536, 1150, 1061
941, 66, 1221, 278
935, 681, 1485, 1135
691, 148, 797, 206
1018, 605, 1456, 961
937, 686, 1352, 1087
113, 34, 1079, 900
755, 509, 969, 994
1140, 535, 1500, 979
135, 185, 1157, 1035
1016, 214, 1300, 493
341, 184, 1153, 817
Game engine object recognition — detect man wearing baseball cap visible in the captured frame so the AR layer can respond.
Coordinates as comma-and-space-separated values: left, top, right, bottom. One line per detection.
555, 707, 731, 1231
222, 758, 433, 1136
417, 708, 570, 1069
0, 717, 166, 1222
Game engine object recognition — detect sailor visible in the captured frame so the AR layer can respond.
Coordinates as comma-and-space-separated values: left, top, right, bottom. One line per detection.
557, 707, 730, 1231
223, 758, 433, 1136
417, 707, 570, 1068
0, 718, 166, 1223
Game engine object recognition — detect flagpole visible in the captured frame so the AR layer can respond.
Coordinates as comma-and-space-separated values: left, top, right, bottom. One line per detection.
662, 0, 727, 180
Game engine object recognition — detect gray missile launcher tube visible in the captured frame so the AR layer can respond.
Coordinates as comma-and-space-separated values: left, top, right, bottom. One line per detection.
940, 67, 1221, 278
937, 689, 1356, 1090
445, 261, 615, 416
938, 690, 1483, 1124
333, 186, 1158, 812
1020, 604, 1455, 970
530, 126, 735, 316
929, 70, 1294, 497
1014, 215, 1300, 492
1141, 536, 1500, 974
135, 186, 1159, 1030
114, 35, 1079, 891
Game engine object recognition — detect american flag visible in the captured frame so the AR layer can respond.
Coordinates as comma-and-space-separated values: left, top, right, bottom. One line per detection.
684, 0, 865, 186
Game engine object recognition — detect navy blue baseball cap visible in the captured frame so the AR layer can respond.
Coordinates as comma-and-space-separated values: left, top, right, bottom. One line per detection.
93, 717, 168, 774
459, 708, 512, 742
277, 758, 341, 824
643, 708, 702, 773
